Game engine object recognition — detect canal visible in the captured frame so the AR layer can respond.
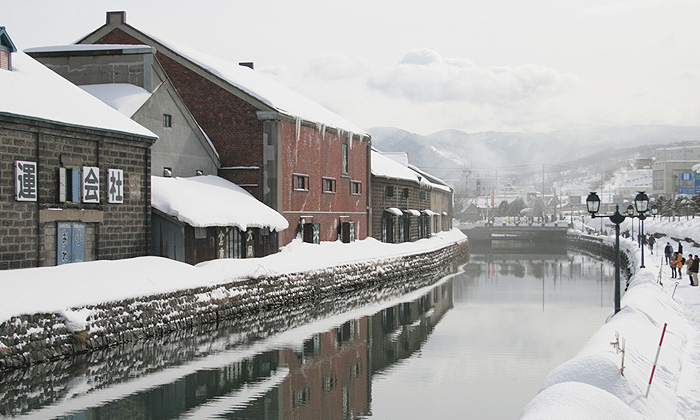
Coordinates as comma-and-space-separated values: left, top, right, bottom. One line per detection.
0, 247, 616, 420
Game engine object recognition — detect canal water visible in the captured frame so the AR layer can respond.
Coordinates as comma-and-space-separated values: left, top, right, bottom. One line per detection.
0, 248, 616, 420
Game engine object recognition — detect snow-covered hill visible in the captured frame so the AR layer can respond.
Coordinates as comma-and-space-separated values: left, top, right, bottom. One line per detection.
368, 125, 700, 185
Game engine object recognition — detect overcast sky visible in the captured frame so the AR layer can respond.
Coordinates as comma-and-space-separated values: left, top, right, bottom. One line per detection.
4, 0, 700, 135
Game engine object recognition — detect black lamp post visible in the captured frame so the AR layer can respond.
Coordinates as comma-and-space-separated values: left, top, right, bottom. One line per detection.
634, 191, 650, 268
586, 191, 650, 315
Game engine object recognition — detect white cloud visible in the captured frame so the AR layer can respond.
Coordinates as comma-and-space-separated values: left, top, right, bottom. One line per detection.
367, 48, 579, 105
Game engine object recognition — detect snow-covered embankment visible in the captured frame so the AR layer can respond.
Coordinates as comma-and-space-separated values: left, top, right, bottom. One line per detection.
0, 230, 469, 371
521, 232, 692, 420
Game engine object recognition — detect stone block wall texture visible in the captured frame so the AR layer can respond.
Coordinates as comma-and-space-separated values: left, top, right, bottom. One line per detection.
0, 239, 469, 372
371, 177, 429, 241
0, 116, 153, 269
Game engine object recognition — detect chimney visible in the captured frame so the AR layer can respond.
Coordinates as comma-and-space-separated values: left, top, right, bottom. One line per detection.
0, 27, 17, 71
239, 62, 254, 70
106, 11, 126, 25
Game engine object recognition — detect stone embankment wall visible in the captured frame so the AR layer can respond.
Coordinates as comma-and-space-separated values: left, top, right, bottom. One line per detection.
0, 239, 469, 372
567, 232, 632, 278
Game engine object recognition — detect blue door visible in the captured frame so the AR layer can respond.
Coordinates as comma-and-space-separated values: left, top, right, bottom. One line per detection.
57, 222, 86, 265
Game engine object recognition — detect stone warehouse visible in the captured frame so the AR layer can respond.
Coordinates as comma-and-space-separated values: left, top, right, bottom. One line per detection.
0, 29, 157, 269
371, 150, 454, 243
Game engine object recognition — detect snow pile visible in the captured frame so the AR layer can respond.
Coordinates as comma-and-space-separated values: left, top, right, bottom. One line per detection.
151, 175, 289, 231
624, 217, 700, 243
79, 83, 152, 117
0, 229, 467, 324
0, 51, 156, 139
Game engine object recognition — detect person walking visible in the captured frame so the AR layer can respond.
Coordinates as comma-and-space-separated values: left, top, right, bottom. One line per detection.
665, 242, 673, 264
670, 252, 677, 278
648, 235, 655, 254
687, 254, 694, 285
692, 255, 700, 286
676, 253, 684, 279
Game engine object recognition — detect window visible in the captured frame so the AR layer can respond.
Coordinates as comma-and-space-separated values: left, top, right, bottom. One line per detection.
342, 143, 349, 174
224, 227, 244, 258
323, 177, 336, 193
386, 185, 394, 197
58, 167, 80, 203
195, 227, 207, 239
293, 174, 309, 191
402, 188, 409, 199
672, 169, 684, 192
653, 170, 664, 191
163, 114, 172, 128
293, 387, 311, 408
351, 181, 362, 195
420, 190, 429, 201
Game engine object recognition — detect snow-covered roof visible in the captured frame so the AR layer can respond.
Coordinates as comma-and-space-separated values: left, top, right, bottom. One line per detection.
135, 32, 368, 137
0, 51, 156, 139
409, 164, 453, 193
25, 44, 152, 54
151, 175, 288, 231
385, 207, 403, 216
79, 83, 152, 117
371, 150, 420, 183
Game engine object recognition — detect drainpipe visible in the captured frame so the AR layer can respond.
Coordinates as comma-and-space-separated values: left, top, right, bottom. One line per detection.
366, 137, 372, 239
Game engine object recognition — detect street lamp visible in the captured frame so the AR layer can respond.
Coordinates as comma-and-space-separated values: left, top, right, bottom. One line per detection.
634, 191, 650, 269
585, 191, 650, 315
651, 204, 659, 218
586, 192, 625, 314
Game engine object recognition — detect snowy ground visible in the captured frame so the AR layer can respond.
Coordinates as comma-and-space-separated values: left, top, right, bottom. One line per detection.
520, 216, 700, 420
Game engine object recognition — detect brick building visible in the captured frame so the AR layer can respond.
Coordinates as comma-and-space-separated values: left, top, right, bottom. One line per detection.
409, 164, 454, 232
371, 150, 453, 243
77, 12, 371, 246
0, 34, 156, 269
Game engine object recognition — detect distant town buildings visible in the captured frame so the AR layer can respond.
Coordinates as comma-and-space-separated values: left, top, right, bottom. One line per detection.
651, 144, 700, 197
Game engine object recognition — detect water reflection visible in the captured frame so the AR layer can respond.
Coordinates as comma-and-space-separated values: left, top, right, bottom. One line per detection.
0, 251, 615, 420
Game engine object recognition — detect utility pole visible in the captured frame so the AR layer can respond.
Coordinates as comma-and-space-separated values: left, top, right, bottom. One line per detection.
542, 164, 546, 219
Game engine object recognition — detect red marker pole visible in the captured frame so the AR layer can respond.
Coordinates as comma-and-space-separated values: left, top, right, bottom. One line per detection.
646, 323, 668, 398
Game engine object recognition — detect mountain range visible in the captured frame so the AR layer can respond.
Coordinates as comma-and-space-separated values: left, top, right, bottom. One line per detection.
367, 125, 700, 187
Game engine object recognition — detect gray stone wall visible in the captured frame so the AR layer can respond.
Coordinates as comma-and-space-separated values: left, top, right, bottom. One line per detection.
0, 238, 469, 372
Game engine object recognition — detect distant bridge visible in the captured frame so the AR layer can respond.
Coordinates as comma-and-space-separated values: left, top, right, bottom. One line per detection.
461, 223, 570, 249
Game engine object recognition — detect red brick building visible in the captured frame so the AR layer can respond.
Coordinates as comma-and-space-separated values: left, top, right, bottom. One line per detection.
78, 12, 371, 246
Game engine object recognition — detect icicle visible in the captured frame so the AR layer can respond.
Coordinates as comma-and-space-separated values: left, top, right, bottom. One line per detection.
295, 117, 301, 163
348, 131, 354, 150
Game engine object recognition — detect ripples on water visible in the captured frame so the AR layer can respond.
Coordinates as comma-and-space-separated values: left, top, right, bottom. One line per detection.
0, 250, 616, 420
